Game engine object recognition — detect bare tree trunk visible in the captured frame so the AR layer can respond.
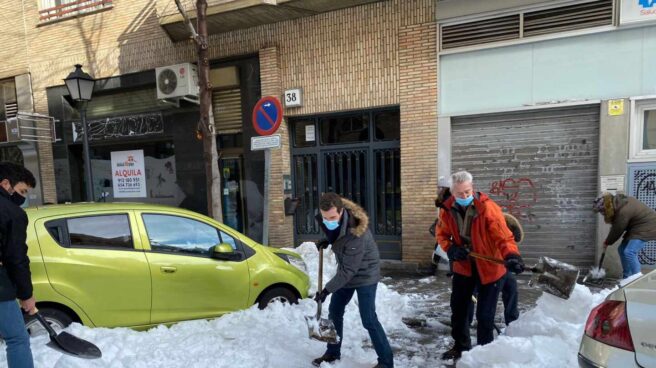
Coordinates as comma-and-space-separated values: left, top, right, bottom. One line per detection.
176, 0, 223, 222
196, 0, 223, 222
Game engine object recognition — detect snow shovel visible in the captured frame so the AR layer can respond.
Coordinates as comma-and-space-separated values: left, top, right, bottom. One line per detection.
34, 309, 102, 359
469, 252, 579, 300
305, 247, 339, 344
582, 248, 607, 284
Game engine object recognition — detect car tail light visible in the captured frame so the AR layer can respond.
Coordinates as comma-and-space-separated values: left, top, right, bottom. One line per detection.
584, 300, 634, 351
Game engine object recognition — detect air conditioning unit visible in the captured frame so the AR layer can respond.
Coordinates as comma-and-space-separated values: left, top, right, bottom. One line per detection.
155, 63, 199, 103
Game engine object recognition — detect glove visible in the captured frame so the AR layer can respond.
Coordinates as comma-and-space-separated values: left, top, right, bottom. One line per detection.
504, 254, 525, 274
315, 239, 330, 251
314, 288, 330, 303
447, 244, 469, 261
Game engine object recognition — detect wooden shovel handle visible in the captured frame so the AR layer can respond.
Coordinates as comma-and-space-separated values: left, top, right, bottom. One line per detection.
469, 251, 505, 265
316, 247, 324, 318
470, 251, 539, 273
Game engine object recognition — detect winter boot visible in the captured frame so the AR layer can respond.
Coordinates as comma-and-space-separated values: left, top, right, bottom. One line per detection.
312, 354, 340, 367
441, 346, 464, 361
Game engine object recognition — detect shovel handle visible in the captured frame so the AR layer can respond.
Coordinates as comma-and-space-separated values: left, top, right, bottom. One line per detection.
469, 251, 504, 265
318, 247, 323, 291
470, 251, 540, 273
598, 250, 606, 269
316, 247, 324, 318
34, 311, 58, 340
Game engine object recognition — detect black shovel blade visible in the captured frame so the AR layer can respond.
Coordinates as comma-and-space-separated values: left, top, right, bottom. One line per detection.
46, 331, 102, 359
529, 256, 580, 300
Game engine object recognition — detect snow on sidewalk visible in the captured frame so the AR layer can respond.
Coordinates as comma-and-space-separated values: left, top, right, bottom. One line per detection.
457, 283, 615, 368
6, 242, 412, 368
0, 241, 615, 367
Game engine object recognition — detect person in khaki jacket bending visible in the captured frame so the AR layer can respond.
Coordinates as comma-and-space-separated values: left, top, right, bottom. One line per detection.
593, 192, 656, 280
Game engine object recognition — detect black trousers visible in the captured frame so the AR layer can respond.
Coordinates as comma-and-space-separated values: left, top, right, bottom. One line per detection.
450, 268, 502, 350
501, 271, 519, 326
466, 271, 519, 327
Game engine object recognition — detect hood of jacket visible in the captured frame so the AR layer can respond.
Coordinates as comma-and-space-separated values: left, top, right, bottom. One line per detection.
315, 197, 370, 238
600, 193, 629, 224
341, 197, 369, 237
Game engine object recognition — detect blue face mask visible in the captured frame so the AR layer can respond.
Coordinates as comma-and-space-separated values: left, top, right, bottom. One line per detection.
455, 195, 474, 207
323, 219, 340, 231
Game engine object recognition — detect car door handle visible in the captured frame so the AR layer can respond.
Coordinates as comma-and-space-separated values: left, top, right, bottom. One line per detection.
160, 266, 177, 274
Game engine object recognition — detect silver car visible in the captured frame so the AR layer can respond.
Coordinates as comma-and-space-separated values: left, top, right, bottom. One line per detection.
578, 270, 656, 368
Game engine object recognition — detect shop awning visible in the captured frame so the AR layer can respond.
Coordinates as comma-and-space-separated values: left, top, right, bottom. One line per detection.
159, 0, 384, 41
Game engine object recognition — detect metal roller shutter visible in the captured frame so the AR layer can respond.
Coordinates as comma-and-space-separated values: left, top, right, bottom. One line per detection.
451, 105, 600, 267
212, 88, 243, 134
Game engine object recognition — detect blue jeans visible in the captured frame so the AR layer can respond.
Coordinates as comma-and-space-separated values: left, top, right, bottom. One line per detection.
618, 239, 646, 278
0, 300, 33, 368
326, 283, 394, 367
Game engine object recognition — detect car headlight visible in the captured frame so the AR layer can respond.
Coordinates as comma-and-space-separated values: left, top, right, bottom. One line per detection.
275, 253, 308, 274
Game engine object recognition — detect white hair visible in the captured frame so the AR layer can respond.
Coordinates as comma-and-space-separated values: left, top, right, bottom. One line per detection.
451, 171, 473, 191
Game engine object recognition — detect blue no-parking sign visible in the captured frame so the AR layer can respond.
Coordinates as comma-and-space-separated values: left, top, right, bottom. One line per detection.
252, 96, 283, 136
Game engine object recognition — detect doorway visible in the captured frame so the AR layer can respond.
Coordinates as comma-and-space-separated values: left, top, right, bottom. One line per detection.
290, 108, 401, 259
220, 156, 246, 233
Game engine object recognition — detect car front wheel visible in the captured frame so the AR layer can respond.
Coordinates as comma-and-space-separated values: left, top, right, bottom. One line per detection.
24, 308, 73, 337
257, 287, 298, 310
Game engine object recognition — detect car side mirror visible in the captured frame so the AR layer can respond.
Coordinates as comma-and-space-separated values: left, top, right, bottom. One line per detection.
211, 243, 238, 260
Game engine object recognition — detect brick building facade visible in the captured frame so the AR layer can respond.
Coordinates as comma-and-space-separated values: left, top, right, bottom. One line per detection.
0, 0, 438, 268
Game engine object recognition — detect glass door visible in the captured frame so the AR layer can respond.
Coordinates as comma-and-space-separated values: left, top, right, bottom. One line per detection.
220, 156, 245, 232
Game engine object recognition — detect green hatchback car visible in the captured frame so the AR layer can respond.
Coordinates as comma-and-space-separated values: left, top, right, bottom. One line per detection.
22, 203, 309, 334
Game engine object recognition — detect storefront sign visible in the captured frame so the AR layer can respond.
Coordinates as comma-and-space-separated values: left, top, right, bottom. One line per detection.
252, 96, 283, 136
73, 113, 164, 142
111, 150, 147, 198
251, 134, 281, 150
284, 88, 303, 107
608, 99, 625, 116
601, 175, 625, 195
620, 0, 656, 25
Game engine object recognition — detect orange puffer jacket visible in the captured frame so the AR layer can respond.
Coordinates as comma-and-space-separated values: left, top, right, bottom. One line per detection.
437, 192, 520, 285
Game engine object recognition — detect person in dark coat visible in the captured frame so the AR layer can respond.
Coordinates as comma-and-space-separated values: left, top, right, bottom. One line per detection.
0, 162, 37, 368
593, 192, 656, 279
312, 192, 394, 368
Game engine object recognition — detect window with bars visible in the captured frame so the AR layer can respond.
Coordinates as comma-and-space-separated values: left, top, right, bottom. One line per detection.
40, 0, 113, 22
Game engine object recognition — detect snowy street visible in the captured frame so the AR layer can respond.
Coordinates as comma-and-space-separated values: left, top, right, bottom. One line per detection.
1, 243, 612, 368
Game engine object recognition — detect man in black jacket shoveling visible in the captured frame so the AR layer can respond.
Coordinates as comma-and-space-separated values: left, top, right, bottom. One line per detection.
312, 192, 394, 368
0, 162, 37, 368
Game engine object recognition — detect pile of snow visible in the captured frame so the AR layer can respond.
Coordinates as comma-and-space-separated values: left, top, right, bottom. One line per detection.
4, 242, 412, 368
457, 284, 615, 368
588, 267, 606, 280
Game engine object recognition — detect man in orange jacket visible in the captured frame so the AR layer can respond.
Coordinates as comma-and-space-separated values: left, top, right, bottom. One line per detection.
437, 171, 524, 361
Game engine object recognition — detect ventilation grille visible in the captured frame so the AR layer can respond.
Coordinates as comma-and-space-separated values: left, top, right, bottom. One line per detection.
441, 0, 614, 50
441, 15, 520, 50
524, 0, 613, 37
212, 88, 243, 134
4, 102, 18, 119
628, 163, 656, 266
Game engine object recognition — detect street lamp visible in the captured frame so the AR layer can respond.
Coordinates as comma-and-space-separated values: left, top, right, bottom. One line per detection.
64, 64, 95, 202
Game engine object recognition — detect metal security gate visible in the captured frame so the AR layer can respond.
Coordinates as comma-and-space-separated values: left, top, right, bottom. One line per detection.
627, 163, 656, 268
451, 105, 600, 267
290, 109, 401, 259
